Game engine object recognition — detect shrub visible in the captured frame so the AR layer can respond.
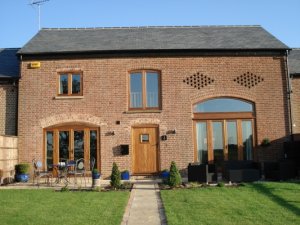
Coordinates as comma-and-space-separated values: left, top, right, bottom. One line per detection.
15, 163, 30, 174
217, 181, 225, 187
110, 162, 121, 189
92, 168, 99, 174
261, 138, 270, 146
168, 161, 182, 188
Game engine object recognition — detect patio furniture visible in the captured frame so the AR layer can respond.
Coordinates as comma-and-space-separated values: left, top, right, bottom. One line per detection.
52, 161, 70, 184
32, 159, 52, 186
67, 158, 86, 186
223, 160, 260, 182
188, 163, 217, 183
264, 160, 296, 181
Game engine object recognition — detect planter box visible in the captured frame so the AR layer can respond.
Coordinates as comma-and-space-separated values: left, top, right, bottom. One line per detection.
121, 171, 130, 180
92, 173, 100, 179
15, 174, 29, 182
161, 171, 170, 180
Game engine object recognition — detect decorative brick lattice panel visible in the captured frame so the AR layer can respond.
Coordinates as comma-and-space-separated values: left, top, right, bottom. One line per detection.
234, 72, 264, 88
183, 72, 214, 90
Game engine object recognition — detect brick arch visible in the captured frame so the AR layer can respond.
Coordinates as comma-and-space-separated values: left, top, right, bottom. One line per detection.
190, 93, 256, 115
39, 113, 106, 128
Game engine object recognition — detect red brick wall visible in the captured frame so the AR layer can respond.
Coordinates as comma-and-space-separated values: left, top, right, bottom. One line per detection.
291, 77, 300, 137
0, 84, 18, 136
18, 55, 289, 177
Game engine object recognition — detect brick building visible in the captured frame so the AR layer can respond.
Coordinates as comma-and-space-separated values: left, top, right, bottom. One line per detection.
17, 26, 290, 178
0, 48, 19, 136
289, 49, 300, 137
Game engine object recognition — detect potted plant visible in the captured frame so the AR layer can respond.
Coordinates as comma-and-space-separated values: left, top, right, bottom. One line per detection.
121, 170, 130, 180
92, 168, 101, 187
15, 163, 30, 182
161, 169, 170, 180
261, 138, 271, 147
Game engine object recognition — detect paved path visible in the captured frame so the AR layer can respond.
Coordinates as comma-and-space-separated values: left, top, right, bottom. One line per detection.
122, 182, 167, 225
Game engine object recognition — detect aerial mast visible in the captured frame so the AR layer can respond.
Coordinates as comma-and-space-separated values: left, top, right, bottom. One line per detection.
29, 0, 50, 30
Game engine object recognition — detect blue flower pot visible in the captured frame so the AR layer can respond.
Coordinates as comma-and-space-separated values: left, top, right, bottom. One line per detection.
161, 171, 170, 180
15, 174, 29, 182
92, 173, 101, 179
121, 171, 130, 180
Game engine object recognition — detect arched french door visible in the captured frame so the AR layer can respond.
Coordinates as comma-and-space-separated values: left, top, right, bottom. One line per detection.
193, 98, 255, 167
44, 125, 100, 171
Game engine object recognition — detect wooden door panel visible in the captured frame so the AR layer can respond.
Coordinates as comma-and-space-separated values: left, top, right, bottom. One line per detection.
133, 127, 159, 174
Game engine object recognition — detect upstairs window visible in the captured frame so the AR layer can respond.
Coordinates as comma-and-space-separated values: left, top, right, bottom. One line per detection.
58, 72, 82, 96
129, 70, 161, 110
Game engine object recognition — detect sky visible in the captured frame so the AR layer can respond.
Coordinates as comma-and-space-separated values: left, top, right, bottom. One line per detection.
0, 0, 299, 48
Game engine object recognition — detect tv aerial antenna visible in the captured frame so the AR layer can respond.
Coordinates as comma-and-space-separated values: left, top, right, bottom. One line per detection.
29, 0, 50, 30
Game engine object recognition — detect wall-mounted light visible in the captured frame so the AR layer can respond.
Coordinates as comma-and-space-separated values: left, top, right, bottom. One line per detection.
105, 131, 115, 136
166, 129, 176, 135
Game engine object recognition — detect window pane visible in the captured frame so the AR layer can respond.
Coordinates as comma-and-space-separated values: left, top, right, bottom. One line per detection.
74, 130, 84, 161
146, 72, 159, 107
72, 74, 81, 94
194, 98, 253, 113
60, 74, 68, 94
196, 122, 208, 164
130, 73, 142, 108
59, 131, 69, 161
242, 121, 253, 160
46, 131, 53, 169
140, 134, 149, 143
90, 130, 97, 170
213, 122, 224, 166
227, 121, 238, 160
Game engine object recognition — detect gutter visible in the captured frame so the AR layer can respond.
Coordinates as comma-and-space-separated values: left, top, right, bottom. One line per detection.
285, 50, 294, 141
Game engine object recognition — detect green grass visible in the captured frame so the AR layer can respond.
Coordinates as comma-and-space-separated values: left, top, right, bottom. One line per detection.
0, 189, 129, 225
161, 182, 300, 225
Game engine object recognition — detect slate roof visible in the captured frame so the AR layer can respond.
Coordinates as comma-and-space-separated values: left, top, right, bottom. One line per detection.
18, 26, 289, 54
289, 49, 300, 75
0, 48, 20, 79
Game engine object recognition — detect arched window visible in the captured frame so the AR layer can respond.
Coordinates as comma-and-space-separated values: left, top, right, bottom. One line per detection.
194, 98, 253, 113
193, 97, 255, 165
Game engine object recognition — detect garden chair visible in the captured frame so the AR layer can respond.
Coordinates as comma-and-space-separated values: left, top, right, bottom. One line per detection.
67, 158, 86, 186
32, 159, 52, 187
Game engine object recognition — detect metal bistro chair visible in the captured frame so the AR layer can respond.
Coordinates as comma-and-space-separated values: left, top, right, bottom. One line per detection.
67, 158, 86, 186
32, 159, 52, 187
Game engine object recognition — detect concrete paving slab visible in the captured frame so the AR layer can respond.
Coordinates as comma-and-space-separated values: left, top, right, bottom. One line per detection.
122, 182, 167, 225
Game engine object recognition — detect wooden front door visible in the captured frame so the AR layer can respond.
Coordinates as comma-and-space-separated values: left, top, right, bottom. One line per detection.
132, 126, 159, 174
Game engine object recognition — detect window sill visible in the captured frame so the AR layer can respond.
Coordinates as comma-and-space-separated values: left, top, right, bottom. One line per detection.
124, 110, 162, 114
54, 96, 84, 100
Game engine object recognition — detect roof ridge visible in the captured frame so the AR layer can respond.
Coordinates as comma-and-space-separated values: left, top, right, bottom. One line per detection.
41, 25, 262, 30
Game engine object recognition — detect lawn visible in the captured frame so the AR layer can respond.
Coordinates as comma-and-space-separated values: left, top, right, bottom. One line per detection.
161, 182, 300, 225
0, 189, 129, 225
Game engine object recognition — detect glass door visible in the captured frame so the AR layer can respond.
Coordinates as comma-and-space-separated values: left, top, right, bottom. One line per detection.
195, 119, 254, 163
226, 121, 238, 160
196, 122, 208, 164
45, 127, 99, 171
74, 130, 84, 161
212, 121, 224, 167
59, 130, 70, 162
242, 121, 253, 160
